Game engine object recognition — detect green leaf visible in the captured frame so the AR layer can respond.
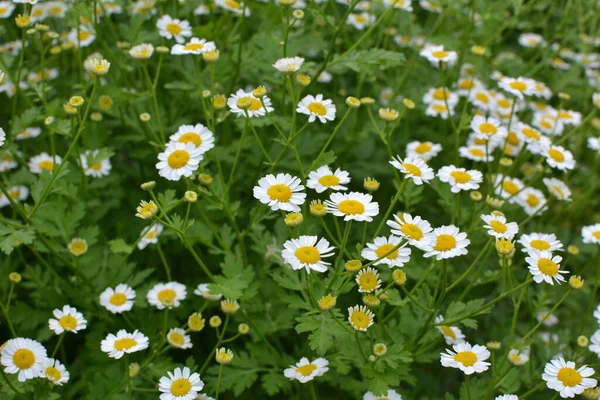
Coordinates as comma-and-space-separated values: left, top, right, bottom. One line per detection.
311, 150, 337, 170
0, 227, 36, 255
328, 49, 405, 74
295, 310, 349, 354
158, 189, 179, 210
11, 107, 41, 136
261, 370, 290, 396
108, 238, 133, 254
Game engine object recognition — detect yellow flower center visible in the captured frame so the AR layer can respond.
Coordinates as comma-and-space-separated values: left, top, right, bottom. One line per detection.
145, 229, 158, 239
350, 311, 371, 329
169, 332, 185, 346
558, 111, 572, 120
90, 162, 102, 171
171, 378, 192, 396
295, 246, 321, 264
359, 272, 379, 291
296, 363, 317, 376
267, 184, 292, 202
459, 79, 475, 89
440, 325, 456, 340
434, 234, 457, 251
453, 351, 477, 367
509, 81, 527, 92
39, 160, 55, 172
110, 293, 127, 306
490, 220, 507, 233
157, 289, 177, 304
526, 194, 540, 207
401, 223, 423, 240
540, 120, 552, 129
433, 88, 449, 101
178, 132, 202, 147
432, 50, 449, 59
475, 92, 489, 104
114, 338, 137, 351
469, 148, 485, 157
225, 0, 242, 8
307, 102, 327, 116
0, 7, 7, 14
247, 98, 263, 111
375, 243, 398, 260
79, 31, 91, 41
12, 349, 35, 369
502, 180, 519, 195
318, 175, 340, 187
59, 315, 78, 330
166, 23, 182, 35
497, 99, 511, 108
593, 231, 600, 239
548, 149, 565, 162
479, 122, 498, 135
530, 239, 550, 250
538, 258, 558, 276
432, 104, 448, 112
167, 150, 190, 169
557, 367, 583, 387
183, 43, 204, 52
507, 132, 519, 145
46, 366, 61, 381
450, 170, 471, 184
402, 163, 422, 176
70, 241, 87, 254
415, 143, 432, 153
338, 200, 365, 215
355, 15, 367, 23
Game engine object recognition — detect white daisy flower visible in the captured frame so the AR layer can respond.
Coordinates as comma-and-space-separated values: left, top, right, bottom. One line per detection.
588, 330, 600, 356
517, 187, 547, 216
284, 357, 329, 383
48, 305, 87, 335
129, 43, 154, 59
498, 76, 536, 99
437, 165, 483, 193
508, 348, 530, 366
296, 94, 336, 123
425, 102, 455, 119
519, 32, 546, 48
526, 250, 568, 285
171, 37, 216, 55
147, 282, 187, 310
420, 44, 458, 68
138, 223, 164, 250
16, 126, 41, 140
0, 2, 16, 18
542, 357, 597, 398
0, 185, 29, 208
194, 283, 223, 301
67, 25, 96, 47
469, 89, 495, 112
536, 310, 559, 326
253, 173, 306, 212
361, 235, 411, 268
587, 137, 600, 153
518, 232, 563, 253
101, 330, 149, 359
470, 115, 507, 144
324, 192, 379, 222
440, 342, 490, 375
282, 235, 335, 274
582, 224, 600, 244
100, 284, 136, 314
406, 141, 442, 160
348, 305, 375, 331
306, 166, 350, 193
459, 145, 493, 162
422, 87, 459, 107
495, 396, 519, 400
493, 175, 525, 203
156, 142, 203, 181
390, 155, 435, 185
273, 56, 304, 74
29, 152, 62, 174
435, 315, 466, 345
80, 149, 112, 178
533, 112, 565, 136
364, 389, 402, 400
169, 124, 214, 155
39, 358, 69, 385
387, 213, 433, 249
543, 177, 572, 201
423, 225, 470, 260
346, 12, 375, 30
544, 145, 576, 171
228, 88, 274, 118
555, 109, 582, 126
354, 267, 382, 293
159, 367, 204, 400
215, 0, 251, 15
420, 0, 442, 12
383, 0, 412, 11
1, 338, 47, 382
0, 154, 19, 172
167, 328, 193, 349
481, 213, 519, 239
156, 15, 192, 43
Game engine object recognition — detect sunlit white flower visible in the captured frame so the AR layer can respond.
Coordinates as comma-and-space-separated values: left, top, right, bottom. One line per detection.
387, 213, 432, 249
100, 284, 136, 314
526, 250, 568, 285
519, 232, 563, 254
435, 315, 465, 345
348, 305, 375, 331
361, 235, 411, 268
437, 165, 483, 193
390, 156, 434, 185
422, 87, 459, 107
543, 177, 572, 201
80, 149, 112, 178
470, 115, 507, 144
508, 348, 530, 366
282, 235, 335, 273
420, 44, 458, 68
29, 152, 62, 174
542, 357, 597, 398
588, 330, 600, 356
423, 225, 470, 260
1, 338, 47, 382
364, 389, 402, 400
493, 176, 525, 203
169, 124, 214, 155
536, 310, 559, 327
48, 305, 87, 335
354, 267, 382, 292
284, 357, 329, 383
297, 94, 336, 123
406, 141, 442, 160
544, 145, 575, 171
167, 328, 193, 349
138, 223, 163, 250
129, 43, 154, 59
67, 25, 96, 47
0, 2, 16, 18
171, 37, 216, 55
346, 12, 375, 30
273, 56, 304, 73
159, 367, 204, 400
498, 76, 536, 99
459, 145, 493, 162
517, 187, 547, 216
39, 358, 69, 385
588, 137, 600, 153
253, 173, 306, 212
101, 330, 149, 359
147, 282, 187, 310
16, 126, 41, 140
156, 15, 192, 43
481, 213, 518, 239
425, 102, 455, 119
440, 342, 490, 374
519, 33, 546, 48
383, 0, 412, 11
306, 166, 350, 193
228, 89, 274, 118
215, 0, 251, 15
582, 224, 600, 245
324, 192, 379, 222
156, 142, 202, 181
194, 283, 223, 301
0, 186, 29, 208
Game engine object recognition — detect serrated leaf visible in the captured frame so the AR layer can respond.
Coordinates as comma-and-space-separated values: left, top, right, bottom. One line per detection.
329, 49, 405, 74
108, 238, 133, 254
